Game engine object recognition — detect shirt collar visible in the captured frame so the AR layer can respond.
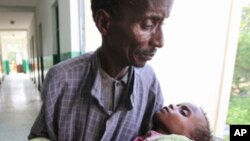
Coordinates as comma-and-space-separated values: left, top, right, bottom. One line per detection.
90, 48, 134, 110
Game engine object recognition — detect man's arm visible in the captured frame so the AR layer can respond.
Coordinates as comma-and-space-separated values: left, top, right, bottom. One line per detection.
28, 67, 63, 140
139, 68, 164, 135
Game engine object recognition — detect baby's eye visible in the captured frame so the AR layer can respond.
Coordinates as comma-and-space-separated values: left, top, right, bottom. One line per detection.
180, 109, 189, 117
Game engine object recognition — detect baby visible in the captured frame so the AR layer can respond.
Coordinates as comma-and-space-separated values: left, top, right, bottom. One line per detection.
134, 102, 212, 141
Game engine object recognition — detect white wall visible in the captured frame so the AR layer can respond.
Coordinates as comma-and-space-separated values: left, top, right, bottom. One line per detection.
84, 0, 101, 52
59, 0, 82, 53
27, 15, 36, 53
35, 0, 55, 56
58, 0, 71, 53
57, 0, 81, 53
84, 0, 242, 137
0, 36, 2, 55
36, 0, 81, 55
69, 0, 80, 52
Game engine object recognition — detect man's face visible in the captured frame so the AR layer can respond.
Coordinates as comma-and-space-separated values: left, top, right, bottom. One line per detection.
105, 0, 172, 67
154, 102, 207, 138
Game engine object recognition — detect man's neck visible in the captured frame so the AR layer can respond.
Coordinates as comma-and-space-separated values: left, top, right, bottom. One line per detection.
98, 48, 129, 79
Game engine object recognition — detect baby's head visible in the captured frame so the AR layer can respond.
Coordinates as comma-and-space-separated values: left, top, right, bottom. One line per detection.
153, 102, 212, 141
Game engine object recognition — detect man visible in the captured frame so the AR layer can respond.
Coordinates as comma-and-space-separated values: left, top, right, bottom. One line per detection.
28, 0, 174, 140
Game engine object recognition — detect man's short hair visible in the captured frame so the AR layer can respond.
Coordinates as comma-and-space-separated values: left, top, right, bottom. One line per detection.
91, 0, 120, 18
91, 0, 174, 20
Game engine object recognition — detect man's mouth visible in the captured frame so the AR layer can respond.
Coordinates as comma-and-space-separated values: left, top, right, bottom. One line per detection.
141, 53, 154, 60
135, 48, 157, 61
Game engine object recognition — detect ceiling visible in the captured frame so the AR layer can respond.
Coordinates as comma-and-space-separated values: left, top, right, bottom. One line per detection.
0, 11, 34, 30
0, 0, 38, 7
0, 0, 38, 38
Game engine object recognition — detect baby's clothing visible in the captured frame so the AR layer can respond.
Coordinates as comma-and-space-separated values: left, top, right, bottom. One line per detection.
133, 130, 193, 141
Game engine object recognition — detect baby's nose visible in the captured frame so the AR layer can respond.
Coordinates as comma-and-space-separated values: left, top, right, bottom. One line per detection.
168, 104, 175, 110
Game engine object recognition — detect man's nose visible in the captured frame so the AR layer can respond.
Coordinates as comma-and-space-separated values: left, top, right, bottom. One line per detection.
150, 27, 164, 48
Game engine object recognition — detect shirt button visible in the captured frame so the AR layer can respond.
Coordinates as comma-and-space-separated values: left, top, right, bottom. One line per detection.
115, 82, 120, 87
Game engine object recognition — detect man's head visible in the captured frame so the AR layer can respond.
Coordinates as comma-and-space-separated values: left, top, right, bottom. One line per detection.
91, 0, 174, 19
154, 102, 212, 141
91, 0, 174, 67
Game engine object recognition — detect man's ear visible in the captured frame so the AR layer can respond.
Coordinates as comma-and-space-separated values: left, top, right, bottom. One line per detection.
94, 9, 111, 36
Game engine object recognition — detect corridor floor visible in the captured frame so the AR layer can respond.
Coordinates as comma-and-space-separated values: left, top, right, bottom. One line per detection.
0, 73, 41, 141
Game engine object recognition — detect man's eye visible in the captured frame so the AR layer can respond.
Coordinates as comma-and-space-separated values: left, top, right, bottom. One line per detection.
142, 24, 153, 30
142, 20, 154, 30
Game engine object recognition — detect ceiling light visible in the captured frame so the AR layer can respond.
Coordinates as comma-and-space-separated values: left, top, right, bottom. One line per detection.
10, 20, 15, 24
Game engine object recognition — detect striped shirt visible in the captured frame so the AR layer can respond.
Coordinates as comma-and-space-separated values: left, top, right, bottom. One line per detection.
28, 48, 163, 141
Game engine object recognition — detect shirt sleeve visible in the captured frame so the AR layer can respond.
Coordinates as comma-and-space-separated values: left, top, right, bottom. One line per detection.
28, 67, 64, 141
139, 70, 164, 136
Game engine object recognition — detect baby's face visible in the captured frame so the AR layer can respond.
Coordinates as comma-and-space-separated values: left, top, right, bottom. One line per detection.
154, 102, 207, 138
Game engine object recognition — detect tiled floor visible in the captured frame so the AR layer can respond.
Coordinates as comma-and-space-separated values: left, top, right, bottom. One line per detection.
0, 73, 41, 141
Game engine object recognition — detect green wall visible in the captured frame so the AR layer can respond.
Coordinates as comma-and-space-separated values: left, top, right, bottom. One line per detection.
43, 51, 81, 76
3, 60, 10, 74
22, 60, 30, 73
60, 51, 81, 61
2, 60, 33, 74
